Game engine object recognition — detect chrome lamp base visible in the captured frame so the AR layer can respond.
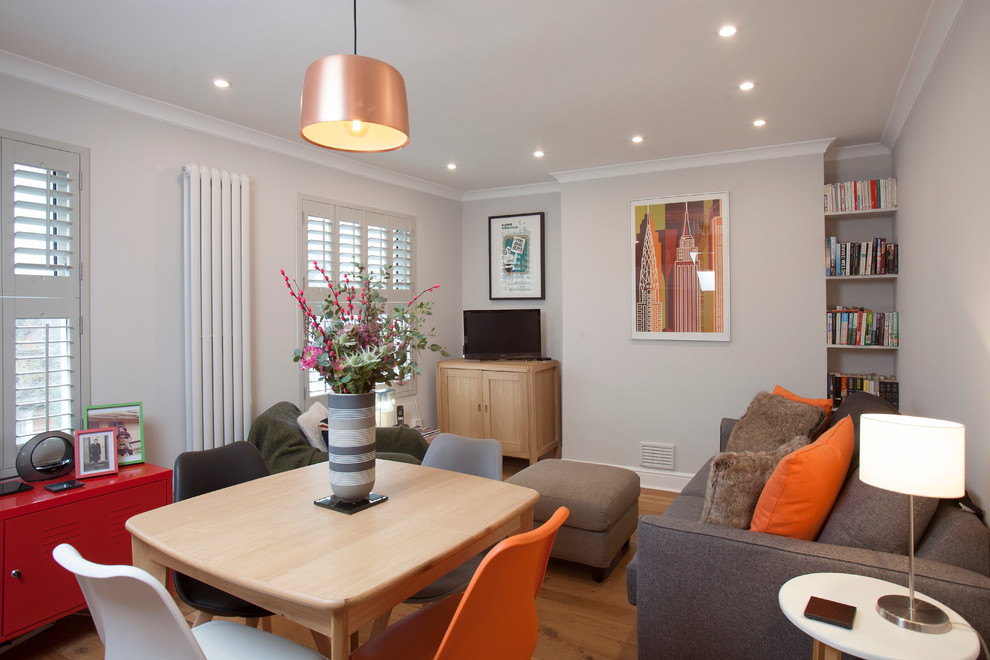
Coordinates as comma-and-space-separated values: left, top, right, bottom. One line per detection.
876, 594, 952, 634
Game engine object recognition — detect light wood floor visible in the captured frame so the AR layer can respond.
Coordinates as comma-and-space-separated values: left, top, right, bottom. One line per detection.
0, 458, 676, 660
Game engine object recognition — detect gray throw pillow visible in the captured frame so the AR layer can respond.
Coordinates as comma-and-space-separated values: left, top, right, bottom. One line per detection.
700, 436, 810, 529
725, 391, 825, 453
817, 467, 938, 554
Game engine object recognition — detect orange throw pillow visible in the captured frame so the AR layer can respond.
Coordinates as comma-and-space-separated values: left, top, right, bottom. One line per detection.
749, 415, 854, 540
772, 385, 832, 428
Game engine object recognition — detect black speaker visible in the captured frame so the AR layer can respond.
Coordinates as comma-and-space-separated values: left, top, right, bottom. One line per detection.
16, 431, 74, 482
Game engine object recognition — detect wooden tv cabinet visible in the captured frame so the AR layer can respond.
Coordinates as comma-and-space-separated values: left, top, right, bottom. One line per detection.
0, 463, 172, 643
437, 359, 561, 464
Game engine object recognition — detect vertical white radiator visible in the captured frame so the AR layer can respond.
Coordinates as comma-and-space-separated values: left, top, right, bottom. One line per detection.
181, 164, 252, 451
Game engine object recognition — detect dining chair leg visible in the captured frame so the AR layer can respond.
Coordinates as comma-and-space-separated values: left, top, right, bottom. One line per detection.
370, 610, 392, 637
312, 631, 332, 657
192, 611, 214, 627
245, 617, 261, 629
261, 617, 272, 632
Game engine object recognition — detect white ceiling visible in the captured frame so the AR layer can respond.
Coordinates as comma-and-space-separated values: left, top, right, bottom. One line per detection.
0, 0, 957, 194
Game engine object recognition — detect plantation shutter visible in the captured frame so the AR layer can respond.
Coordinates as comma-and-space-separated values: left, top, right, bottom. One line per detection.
1, 135, 88, 477
297, 197, 416, 401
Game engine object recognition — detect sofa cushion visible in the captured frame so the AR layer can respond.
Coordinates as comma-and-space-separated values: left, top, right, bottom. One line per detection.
824, 391, 898, 479
725, 391, 825, 453
699, 436, 809, 529
817, 467, 938, 554
750, 415, 854, 540
916, 500, 990, 576
772, 385, 832, 430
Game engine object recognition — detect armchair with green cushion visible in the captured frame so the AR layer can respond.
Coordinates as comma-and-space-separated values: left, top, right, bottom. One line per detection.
247, 401, 428, 474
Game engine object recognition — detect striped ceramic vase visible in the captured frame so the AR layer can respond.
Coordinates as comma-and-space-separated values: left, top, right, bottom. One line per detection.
325, 391, 377, 502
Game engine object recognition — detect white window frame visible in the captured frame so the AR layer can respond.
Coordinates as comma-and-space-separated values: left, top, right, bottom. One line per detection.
297, 195, 416, 404
1, 131, 90, 479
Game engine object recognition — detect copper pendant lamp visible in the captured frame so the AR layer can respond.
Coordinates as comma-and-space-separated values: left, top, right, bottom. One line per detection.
300, 0, 409, 152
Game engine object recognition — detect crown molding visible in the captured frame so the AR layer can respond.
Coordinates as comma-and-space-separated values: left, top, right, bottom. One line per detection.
549, 138, 835, 184
0, 50, 464, 202
462, 181, 561, 202
882, 0, 967, 150
825, 143, 891, 162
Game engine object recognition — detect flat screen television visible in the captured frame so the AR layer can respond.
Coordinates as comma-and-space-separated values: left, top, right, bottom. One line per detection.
463, 309, 542, 360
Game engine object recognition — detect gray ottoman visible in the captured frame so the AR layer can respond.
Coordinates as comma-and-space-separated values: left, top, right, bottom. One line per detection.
507, 458, 639, 581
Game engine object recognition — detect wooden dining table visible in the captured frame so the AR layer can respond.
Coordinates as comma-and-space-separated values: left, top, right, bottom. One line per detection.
126, 459, 539, 660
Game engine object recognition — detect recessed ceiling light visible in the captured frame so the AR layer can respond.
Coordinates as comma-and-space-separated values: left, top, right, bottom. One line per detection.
632, 135, 644, 144
753, 119, 767, 127
718, 25, 737, 37
446, 163, 457, 170
739, 81, 755, 91
213, 78, 231, 89
533, 150, 545, 158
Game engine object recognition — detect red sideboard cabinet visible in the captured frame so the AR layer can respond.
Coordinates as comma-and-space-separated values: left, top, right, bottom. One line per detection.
0, 463, 172, 642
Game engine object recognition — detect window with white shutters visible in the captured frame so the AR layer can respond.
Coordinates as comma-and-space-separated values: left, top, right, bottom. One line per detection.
298, 196, 416, 400
1, 133, 89, 477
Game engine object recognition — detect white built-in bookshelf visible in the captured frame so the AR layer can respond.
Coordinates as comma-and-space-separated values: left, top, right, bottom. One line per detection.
824, 178, 899, 409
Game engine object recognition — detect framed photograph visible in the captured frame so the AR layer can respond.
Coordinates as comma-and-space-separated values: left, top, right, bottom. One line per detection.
489, 212, 545, 300
84, 402, 145, 466
631, 192, 730, 341
74, 428, 118, 479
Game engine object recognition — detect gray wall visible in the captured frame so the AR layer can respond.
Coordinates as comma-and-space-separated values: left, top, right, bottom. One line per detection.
894, 0, 990, 510
461, 191, 563, 361
0, 72, 463, 471
556, 152, 827, 489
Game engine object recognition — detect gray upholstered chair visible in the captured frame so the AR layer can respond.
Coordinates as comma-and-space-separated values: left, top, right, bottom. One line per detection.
370, 433, 503, 636
421, 432, 502, 480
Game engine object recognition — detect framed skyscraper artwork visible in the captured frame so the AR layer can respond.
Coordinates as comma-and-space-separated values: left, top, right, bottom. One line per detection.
489, 212, 546, 300
631, 193, 730, 341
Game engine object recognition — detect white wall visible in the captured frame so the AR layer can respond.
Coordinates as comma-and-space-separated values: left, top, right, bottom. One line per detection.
893, 0, 990, 509
0, 73, 463, 471
461, 191, 562, 360
558, 153, 827, 489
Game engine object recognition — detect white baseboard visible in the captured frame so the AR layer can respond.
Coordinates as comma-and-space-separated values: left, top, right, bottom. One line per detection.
555, 457, 693, 494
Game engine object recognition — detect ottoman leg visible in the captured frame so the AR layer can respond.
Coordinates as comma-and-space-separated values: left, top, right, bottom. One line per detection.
591, 538, 632, 582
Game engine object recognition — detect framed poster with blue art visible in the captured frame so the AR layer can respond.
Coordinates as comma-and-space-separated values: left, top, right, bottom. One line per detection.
631, 192, 730, 341
489, 212, 545, 300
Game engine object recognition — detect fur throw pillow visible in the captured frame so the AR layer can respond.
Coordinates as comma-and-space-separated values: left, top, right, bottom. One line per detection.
700, 436, 810, 529
725, 391, 825, 453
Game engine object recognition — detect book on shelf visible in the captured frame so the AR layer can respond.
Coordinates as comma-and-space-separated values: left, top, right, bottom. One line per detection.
825, 237, 897, 277
825, 307, 898, 346
824, 177, 897, 213
827, 373, 898, 409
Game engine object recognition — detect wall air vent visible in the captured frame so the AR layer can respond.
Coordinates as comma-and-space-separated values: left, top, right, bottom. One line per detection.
641, 442, 674, 471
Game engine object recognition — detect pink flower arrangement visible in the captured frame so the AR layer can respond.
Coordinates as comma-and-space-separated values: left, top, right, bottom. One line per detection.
281, 262, 447, 394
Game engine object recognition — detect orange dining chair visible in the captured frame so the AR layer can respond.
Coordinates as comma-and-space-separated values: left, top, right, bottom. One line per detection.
351, 506, 569, 660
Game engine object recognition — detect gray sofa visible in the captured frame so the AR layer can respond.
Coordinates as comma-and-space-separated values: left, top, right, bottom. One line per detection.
627, 393, 990, 659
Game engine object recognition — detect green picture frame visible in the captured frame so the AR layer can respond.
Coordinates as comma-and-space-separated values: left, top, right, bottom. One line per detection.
84, 402, 145, 466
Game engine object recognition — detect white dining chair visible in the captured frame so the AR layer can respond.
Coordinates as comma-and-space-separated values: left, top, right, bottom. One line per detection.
52, 543, 327, 660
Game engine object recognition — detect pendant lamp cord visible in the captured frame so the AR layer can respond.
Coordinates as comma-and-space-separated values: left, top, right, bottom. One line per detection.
353, 0, 358, 55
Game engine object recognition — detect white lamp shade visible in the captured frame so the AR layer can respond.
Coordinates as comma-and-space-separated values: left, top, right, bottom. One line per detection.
859, 414, 965, 498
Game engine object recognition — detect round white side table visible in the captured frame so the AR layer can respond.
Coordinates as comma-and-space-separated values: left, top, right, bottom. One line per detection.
779, 572, 980, 660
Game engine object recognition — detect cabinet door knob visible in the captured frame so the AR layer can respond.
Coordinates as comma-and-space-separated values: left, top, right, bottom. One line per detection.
10, 569, 21, 579
477, 404, 481, 411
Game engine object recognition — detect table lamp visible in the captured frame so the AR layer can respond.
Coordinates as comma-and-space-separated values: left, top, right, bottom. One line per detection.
859, 413, 965, 634
375, 387, 397, 427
